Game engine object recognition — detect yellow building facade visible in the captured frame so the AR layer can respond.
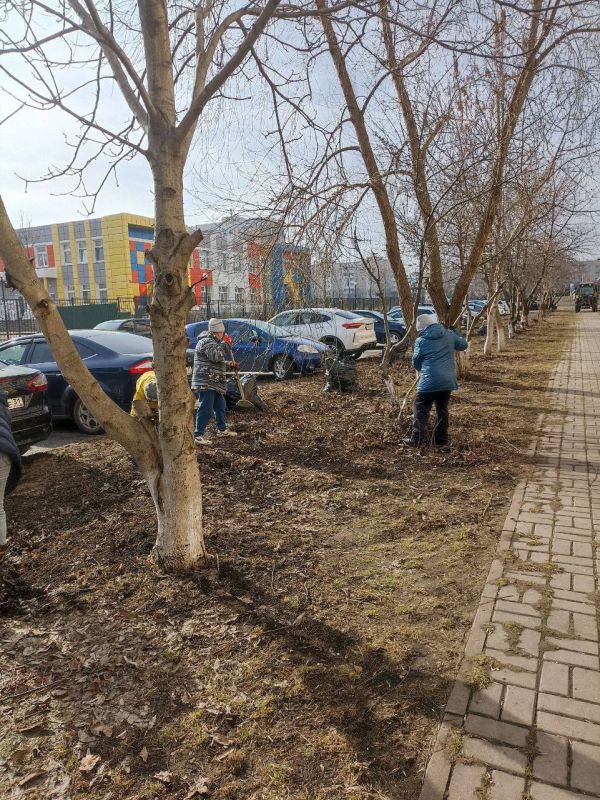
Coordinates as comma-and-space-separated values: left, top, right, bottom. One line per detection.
4, 211, 310, 312
9, 212, 156, 304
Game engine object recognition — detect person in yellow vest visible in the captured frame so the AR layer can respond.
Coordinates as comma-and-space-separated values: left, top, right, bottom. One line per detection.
131, 367, 158, 422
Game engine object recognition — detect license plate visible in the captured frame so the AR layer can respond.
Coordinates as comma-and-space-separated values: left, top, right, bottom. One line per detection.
7, 397, 24, 410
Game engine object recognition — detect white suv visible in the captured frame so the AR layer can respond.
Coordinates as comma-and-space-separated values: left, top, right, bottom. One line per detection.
269, 308, 377, 357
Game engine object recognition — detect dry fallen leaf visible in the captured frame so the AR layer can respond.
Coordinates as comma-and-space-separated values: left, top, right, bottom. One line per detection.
186, 777, 210, 798
211, 733, 233, 747
90, 723, 113, 737
79, 752, 101, 773
215, 747, 236, 762
17, 722, 49, 736
18, 771, 46, 788
153, 771, 173, 784
139, 746, 149, 763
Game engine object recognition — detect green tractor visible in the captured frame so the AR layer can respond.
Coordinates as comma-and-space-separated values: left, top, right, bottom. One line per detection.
575, 283, 599, 313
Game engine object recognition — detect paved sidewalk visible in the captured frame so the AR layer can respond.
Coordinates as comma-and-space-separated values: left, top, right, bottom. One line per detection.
419, 312, 600, 800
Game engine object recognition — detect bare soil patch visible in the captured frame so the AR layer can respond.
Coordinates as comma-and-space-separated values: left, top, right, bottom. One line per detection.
0, 312, 572, 800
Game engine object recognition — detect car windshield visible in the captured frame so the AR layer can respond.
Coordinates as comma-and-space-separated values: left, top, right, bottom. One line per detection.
356, 310, 384, 320
83, 332, 153, 354
250, 319, 291, 338
334, 310, 363, 320
389, 309, 405, 320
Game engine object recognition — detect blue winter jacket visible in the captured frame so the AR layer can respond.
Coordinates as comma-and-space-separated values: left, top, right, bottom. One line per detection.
412, 323, 468, 393
0, 393, 22, 495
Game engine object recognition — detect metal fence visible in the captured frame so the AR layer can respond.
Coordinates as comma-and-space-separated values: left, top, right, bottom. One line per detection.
187, 296, 401, 323
0, 296, 137, 340
0, 294, 402, 341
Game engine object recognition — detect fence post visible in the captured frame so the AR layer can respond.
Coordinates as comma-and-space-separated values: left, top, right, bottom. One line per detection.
0, 281, 8, 340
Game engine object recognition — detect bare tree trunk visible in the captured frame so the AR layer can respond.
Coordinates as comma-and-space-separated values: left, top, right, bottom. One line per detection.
456, 346, 471, 379
484, 303, 496, 355
316, 0, 414, 324
0, 195, 207, 569
496, 311, 507, 351
145, 133, 208, 567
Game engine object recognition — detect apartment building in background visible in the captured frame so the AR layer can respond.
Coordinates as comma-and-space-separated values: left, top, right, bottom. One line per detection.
0, 212, 311, 311
319, 255, 399, 300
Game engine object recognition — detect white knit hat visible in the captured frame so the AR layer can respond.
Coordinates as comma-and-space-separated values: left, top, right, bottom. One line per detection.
208, 318, 225, 334
416, 313, 437, 332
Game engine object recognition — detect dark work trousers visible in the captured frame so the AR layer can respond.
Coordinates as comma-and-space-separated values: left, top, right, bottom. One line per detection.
195, 389, 227, 436
411, 390, 452, 446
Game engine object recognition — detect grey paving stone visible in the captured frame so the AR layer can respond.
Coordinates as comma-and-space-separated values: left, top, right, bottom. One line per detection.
571, 740, 600, 794
533, 731, 568, 786
446, 763, 486, 799
461, 736, 528, 774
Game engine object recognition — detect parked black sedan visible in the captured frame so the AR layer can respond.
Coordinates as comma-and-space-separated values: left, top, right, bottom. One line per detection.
0, 360, 52, 452
0, 331, 153, 434
352, 309, 407, 346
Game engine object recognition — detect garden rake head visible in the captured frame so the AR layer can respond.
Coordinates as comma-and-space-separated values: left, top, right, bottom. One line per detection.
234, 373, 254, 409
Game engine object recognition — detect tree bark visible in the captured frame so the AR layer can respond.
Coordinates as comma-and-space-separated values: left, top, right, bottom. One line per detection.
496, 311, 507, 351
456, 346, 471, 378
483, 304, 496, 356
316, 0, 414, 324
0, 195, 207, 569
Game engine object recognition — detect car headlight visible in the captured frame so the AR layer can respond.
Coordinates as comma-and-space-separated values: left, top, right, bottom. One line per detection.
297, 344, 319, 354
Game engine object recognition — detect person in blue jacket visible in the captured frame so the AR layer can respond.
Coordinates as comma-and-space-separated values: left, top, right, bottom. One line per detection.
0, 391, 22, 561
404, 314, 468, 449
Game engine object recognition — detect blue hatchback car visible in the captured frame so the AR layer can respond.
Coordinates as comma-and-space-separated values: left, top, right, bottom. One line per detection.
352, 310, 407, 346
185, 318, 328, 380
0, 330, 154, 434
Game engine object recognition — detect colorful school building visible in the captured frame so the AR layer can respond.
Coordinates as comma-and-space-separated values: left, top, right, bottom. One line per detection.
0, 212, 311, 312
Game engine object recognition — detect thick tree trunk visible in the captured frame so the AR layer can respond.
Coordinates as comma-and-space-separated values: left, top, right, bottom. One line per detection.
146, 149, 208, 569
0, 194, 206, 570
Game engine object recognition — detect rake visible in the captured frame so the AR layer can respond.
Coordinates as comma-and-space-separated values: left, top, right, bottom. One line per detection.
226, 344, 254, 409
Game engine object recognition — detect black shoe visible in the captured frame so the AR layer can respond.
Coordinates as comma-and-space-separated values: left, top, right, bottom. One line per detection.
402, 438, 420, 448
435, 442, 451, 452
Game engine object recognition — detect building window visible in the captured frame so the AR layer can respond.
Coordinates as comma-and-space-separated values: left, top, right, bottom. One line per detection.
76, 240, 88, 264
81, 286, 91, 303
67, 287, 76, 304
201, 286, 210, 304
34, 244, 49, 268
93, 239, 104, 262
60, 241, 72, 264
232, 255, 243, 273
200, 250, 209, 269
234, 287, 244, 304
218, 285, 228, 304
249, 289, 259, 305
98, 286, 108, 301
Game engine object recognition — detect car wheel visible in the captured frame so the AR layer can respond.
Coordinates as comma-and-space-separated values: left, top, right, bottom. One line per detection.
322, 338, 345, 358
272, 355, 295, 380
389, 331, 402, 346
73, 398, 103, 435
347, 350, 362, 360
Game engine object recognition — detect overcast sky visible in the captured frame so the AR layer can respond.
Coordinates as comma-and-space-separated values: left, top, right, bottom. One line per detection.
1, 5, 598, 263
